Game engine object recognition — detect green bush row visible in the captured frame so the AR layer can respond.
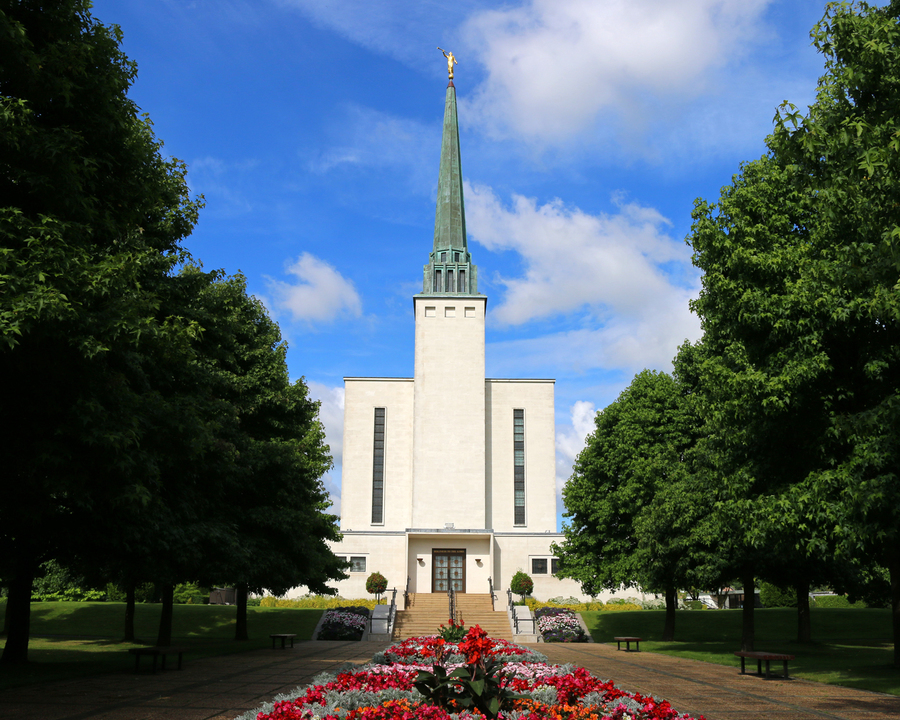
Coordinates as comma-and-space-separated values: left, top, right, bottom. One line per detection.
258, 595, 385, 609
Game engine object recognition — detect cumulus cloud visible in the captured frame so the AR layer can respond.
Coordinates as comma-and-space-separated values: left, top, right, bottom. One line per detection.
266, 253, 362, 324
463, 0, 772, 142
307, 381, 346, 516
467, 182, 700, 334
554, 400, 597, 527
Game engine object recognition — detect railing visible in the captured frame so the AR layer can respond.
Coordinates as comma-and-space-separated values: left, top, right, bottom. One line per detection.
387, 587, 397, 635
404, 575, 410, 609
488, 576, 496, 611
369, 587, 399, 636
507, 587, 535, 635
448, 584, 457, 623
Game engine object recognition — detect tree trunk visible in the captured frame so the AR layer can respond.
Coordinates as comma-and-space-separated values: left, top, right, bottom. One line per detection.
156, 584, 174, 647
124, 582, 136, 642
0, 564, 35, 664
740, 571, 755, 651
889, 548, 900, 667
662, 585, 677, 641
795, 578, 811, 643
235, 584, 249, 641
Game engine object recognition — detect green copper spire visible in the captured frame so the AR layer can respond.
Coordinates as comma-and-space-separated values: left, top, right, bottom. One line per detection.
422, 80, 479, 295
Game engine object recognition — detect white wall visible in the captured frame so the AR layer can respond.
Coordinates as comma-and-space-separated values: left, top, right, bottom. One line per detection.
412, 296, 488, 529
341, 378, 414, 532
485, 379, 557, 533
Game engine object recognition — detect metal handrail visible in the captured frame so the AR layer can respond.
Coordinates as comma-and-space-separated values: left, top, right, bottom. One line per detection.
368, 587, 398, 635
404, 575, 410, 608
488, 576, 495, 611
388, 587, 397, 635
448, 584, 456, 623
507, 587, 535, 635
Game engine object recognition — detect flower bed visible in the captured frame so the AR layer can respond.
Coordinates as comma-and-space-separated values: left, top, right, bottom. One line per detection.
243, 630, 703, 720
534, 607, 587, 643
317, 606, 370, 641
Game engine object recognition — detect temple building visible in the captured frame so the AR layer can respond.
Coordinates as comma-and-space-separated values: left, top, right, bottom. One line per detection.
321, 77, 591, 605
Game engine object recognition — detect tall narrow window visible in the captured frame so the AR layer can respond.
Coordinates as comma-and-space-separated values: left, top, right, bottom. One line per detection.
372, 408, 385, 524
458, 269, 466, 293
514, 409, 525, 525
446, 268, 454, 292
434, 269, 442, 292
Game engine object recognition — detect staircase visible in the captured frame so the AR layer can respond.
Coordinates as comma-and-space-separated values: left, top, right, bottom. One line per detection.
393, 593, 512, 641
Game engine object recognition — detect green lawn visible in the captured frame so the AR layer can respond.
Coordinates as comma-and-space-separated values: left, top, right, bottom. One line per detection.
0, 601, 323, 691
582, 608, 899, 696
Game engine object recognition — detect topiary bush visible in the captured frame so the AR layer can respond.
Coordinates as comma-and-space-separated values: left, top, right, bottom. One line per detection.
366, 571, 388, 596
510, 570, 533, 600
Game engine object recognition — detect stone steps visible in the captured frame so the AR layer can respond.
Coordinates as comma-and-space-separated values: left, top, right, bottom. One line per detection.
393, 593, 512, 641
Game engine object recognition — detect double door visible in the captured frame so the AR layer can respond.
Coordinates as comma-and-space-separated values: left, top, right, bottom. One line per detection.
432, 548, 465, 592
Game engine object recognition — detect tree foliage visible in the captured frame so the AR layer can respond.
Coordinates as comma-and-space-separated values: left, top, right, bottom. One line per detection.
0, 1, 342, 661
554, 351, 713, 640
687, 0, 900, 661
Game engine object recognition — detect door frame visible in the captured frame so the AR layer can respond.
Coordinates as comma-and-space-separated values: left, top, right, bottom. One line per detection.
431, 548, 466, 593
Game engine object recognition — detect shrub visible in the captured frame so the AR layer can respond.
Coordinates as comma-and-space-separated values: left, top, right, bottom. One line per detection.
258, 595, 383, 609
366, 572, 388, 595
759, 582, 797, 608
510, 571, 533, 599
173, 583, 210, 604
813, 594, 865, 609
523, 597, 606, 612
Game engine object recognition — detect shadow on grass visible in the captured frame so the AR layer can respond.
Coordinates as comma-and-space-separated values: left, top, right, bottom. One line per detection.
581, 608, 899, 697
0, 603, 324, 691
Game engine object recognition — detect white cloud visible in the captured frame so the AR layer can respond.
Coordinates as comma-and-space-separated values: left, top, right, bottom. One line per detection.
554, 400, 597, 526
279, 0, 486, 68
467, 182, 699, 330
463, 0, 773, 143
307, 381, 346, 517
266, 253, 362, 324
305, 105, 438, 193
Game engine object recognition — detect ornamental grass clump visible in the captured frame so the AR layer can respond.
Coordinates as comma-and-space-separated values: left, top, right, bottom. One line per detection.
534, 607, 587, 643
317, 606, 370, 641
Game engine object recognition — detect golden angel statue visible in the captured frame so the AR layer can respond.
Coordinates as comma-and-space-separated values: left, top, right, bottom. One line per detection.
438, 47, 457, 80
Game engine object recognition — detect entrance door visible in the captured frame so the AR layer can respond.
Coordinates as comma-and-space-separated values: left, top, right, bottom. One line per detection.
432, 548, 465, 592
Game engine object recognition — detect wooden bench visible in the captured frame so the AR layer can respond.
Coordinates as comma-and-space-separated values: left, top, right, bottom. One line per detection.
270, 633, 297, 649
128, 646, 186, 673
734, 650, 795, 679
614, 636, 642, 652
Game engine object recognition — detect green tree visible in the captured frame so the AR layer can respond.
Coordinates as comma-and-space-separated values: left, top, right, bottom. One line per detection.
554, 354, 711, 641
182, 269, 344, 640
687, 1, 900, 661
0, 0, 201, 663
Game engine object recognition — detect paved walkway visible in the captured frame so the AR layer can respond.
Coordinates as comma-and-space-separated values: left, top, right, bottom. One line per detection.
1, 640, 898, 720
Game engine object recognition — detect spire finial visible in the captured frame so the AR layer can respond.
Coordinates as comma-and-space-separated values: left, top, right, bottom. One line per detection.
438, 47, 457, 80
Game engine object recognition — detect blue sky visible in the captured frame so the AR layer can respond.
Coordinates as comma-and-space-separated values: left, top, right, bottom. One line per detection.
92, 0, 834, 529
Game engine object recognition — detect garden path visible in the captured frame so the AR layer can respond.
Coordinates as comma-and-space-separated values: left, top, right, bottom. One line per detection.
539, 643, 900, 720
0, 640, 897, 720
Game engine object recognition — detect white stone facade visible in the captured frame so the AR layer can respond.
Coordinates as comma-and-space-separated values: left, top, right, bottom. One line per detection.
311, 293, 602, 606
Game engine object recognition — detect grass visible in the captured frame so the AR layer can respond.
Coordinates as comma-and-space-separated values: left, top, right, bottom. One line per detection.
582, 607, 899, 696
0, 601, 323, 691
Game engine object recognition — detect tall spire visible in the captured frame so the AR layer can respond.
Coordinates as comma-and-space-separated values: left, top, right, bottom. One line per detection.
422, 79, 479, 295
